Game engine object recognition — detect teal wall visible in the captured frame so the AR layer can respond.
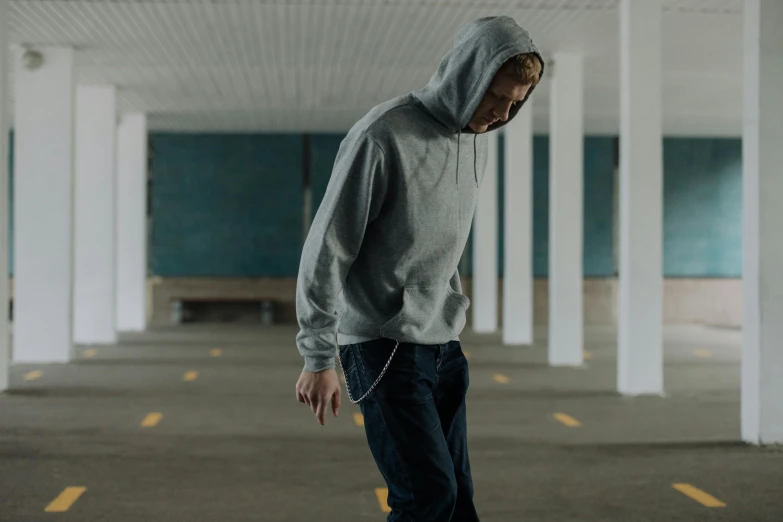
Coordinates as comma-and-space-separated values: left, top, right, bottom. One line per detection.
5, 131, 743, 278
149, 133, 304, 276
663, 138, 742, 277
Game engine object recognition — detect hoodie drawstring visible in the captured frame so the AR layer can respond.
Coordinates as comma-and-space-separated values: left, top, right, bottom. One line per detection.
456, 130, 461, 185
456, 132, 479, 188
473, 135, 478, 187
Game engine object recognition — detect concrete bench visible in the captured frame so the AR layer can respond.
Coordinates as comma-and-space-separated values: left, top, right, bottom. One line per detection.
170, 296, 279, 324
148, 277, 298, 327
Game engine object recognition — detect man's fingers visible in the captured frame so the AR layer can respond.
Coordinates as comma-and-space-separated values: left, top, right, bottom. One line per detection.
296, 371, 342, 425
315, 398, 326, 425
332, 387, 341, 417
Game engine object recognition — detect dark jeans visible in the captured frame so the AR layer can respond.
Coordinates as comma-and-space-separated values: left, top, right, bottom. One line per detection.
338, 338, 480, 522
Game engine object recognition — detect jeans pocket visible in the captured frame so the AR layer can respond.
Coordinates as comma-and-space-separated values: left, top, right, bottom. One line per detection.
338, 345, 356, 373
362, 341, 436, 403
338, 345, 366, 403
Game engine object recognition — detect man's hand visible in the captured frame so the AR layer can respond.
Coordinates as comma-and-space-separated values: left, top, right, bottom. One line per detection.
296, 368, 341, 426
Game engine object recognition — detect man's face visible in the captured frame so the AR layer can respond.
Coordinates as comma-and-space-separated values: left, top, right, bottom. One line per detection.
468, 71, 532, 133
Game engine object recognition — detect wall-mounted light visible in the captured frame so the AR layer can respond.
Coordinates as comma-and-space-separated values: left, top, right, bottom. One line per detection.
21, 49, 44, 70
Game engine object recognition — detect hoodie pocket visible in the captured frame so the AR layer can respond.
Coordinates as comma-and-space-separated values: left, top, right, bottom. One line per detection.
380, 284, 470, 343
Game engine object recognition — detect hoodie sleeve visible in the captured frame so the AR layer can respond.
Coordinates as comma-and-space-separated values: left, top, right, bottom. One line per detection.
295, 133, 389, 372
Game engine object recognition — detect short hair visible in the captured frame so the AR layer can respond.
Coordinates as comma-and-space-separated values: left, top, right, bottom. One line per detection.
499, 53, 543, 86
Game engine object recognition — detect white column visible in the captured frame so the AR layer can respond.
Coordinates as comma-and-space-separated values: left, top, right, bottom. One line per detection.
116, 113, 148, 332
0, 0, 10, 391
73, 84, 117, 344
742, 0, 783, 445
503, 103, 533, 345
472, 131, 498, 333
617, 0, 663, 395
548, 52, 583, 366
12, 47, 75, 363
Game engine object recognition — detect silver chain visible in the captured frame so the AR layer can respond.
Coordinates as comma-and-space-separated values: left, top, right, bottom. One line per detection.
337, 340, 399, 404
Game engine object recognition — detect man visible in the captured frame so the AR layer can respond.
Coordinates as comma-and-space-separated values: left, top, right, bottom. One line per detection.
295, 15, 543, 521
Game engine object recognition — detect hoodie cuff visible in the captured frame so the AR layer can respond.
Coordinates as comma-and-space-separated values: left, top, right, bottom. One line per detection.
303, 355, 336, 373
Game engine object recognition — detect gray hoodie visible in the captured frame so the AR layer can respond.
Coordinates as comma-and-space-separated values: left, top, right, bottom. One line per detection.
296, 16, 543, 372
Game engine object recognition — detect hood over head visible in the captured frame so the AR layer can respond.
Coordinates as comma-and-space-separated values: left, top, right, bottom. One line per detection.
413, 16, 544, 134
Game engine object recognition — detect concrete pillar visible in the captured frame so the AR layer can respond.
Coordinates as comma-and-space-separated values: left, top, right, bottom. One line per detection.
0, 0, 10, 391
12, 47, 75, 363
548, 52, 583, 366
617, 0, 663, 395
741, 0, 783, 444
472, 132, 498, 333
502, 103, 533, 345
73, 84, 118, 344
116, 113, 148, 332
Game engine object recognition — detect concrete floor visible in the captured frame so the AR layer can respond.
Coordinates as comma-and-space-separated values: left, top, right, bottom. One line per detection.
1, 324, 781, 521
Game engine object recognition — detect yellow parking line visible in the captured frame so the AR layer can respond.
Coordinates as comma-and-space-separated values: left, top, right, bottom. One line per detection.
553, 413, 581, 427
82, 349, 97, 358
183, 371, 199, 382
354, 413, 364, 426
340, 374, 346, 384
210, 348, 222, 357
44, 486, 87, 512
141, 412, 163, 428
375, 488, 391, 513
694, 349, 712, 358
464, 351, 471, 360
672, 483, 726, 507
492, 374, 509, 384
24, 370, 42, 381
583, 350, 594, 360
